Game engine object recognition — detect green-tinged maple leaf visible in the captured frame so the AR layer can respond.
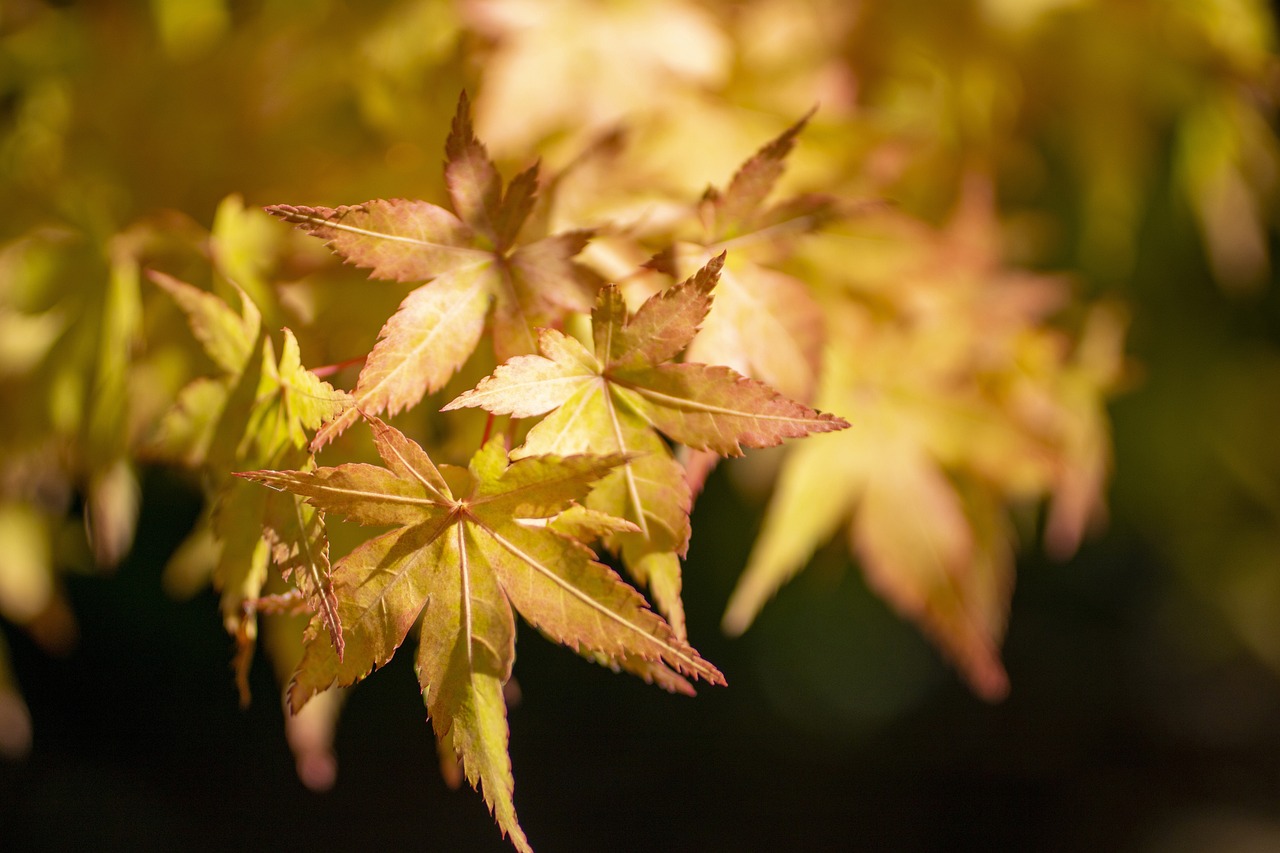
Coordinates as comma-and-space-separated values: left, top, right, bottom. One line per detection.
237, 417, 722, 851
211, 194, 283, 325
150, 267, 351, 468
0, 503, 57, 631
82, 241, 145, 569
268, 93, 598, 449
261, 460, 343, 663
148, 270, 261, 460
211, 475, 271, 704
445, 255, 848, 631
149, 271, 350, 683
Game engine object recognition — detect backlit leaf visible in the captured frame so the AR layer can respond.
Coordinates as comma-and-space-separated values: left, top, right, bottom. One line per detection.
269, 95, 598, 449
447, 255, 848, 626
239, 418, 722, 849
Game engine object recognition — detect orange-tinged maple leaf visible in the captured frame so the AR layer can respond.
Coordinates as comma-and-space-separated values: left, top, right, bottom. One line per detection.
724, 178, 1123, 700
268, 94, 597, 449
238, 416, 721, 851
853, 439, 1010, 701
634, 113, 835, 494
446, 255, 848, 633
721, 318, 1013, 700
1038, 303, 1129, 559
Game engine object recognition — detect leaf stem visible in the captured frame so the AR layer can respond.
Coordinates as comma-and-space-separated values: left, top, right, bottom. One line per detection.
311, 355, 367, 379
480, 412, 496, 447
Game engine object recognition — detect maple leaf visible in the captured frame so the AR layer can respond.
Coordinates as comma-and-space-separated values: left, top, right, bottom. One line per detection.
267, 93, 598, 449
82, 240, 146, 570
148, 271, 351, 684
720, 181, 1109, 701
720, 318, 1013, 702
238, 416, 721, 852
681, 110, 833, 403
627, 113, 836, 495
445, 255, 849, 631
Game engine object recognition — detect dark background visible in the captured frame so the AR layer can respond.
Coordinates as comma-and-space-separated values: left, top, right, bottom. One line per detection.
5, 393, 1280, 853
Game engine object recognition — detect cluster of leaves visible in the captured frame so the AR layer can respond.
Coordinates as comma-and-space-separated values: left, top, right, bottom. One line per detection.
1, 2, 1276, 850
155, 97, 847, 848
139, 88, 1118, 846
146, 266, 350, 700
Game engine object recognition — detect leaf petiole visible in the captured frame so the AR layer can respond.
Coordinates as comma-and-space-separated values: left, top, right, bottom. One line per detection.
311, 355, 366, 379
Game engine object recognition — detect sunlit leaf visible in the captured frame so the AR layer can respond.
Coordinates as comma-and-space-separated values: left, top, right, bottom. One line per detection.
239, 417, 721, 849
269, 94, 597, 448
448, 254, 848, 627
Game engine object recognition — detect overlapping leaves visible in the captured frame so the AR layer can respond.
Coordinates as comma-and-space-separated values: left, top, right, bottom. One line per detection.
636, 112, 837, 491
240, 417, 722, 852
239, 96, 849, 850
446, 254, 849, 633
149, 271, 350, 692
652, 111, 834, 405
269, 93, 598, 449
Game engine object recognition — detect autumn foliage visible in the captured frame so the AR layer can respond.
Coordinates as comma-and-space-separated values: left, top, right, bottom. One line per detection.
239, 99, 849, 846
3, 2, 1277, 850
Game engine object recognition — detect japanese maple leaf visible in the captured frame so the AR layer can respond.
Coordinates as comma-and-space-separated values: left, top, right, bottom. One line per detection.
720, 309, 1013, 702
444, 254, 848, 634
148, 271, 350, 687
719, 181, 1098, 702
644, 112, 832, 403
639, 113, 835, 493
1041, 304, 1128, 559
238, 417, 721, 852
267, 93, 598, 449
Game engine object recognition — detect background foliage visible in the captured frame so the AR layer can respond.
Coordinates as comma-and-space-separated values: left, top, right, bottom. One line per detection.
2, 0, 1280, 849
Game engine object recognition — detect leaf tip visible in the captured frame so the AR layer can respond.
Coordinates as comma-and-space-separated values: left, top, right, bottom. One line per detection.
263, 203, 305, 222
721, 582, 767, 638
284, 679, 310, 717
720, 609, 749, 638
821, 412, 852, 432
446, 89, 481, 160
978, 668, 1011, 703
687, 252, 726, 299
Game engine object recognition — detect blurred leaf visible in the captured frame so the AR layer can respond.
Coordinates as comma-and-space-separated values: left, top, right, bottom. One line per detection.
150, 0, 229, 61
0, 630, 33, 761
465, 0, 730, 154
0, 502, 52, 625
